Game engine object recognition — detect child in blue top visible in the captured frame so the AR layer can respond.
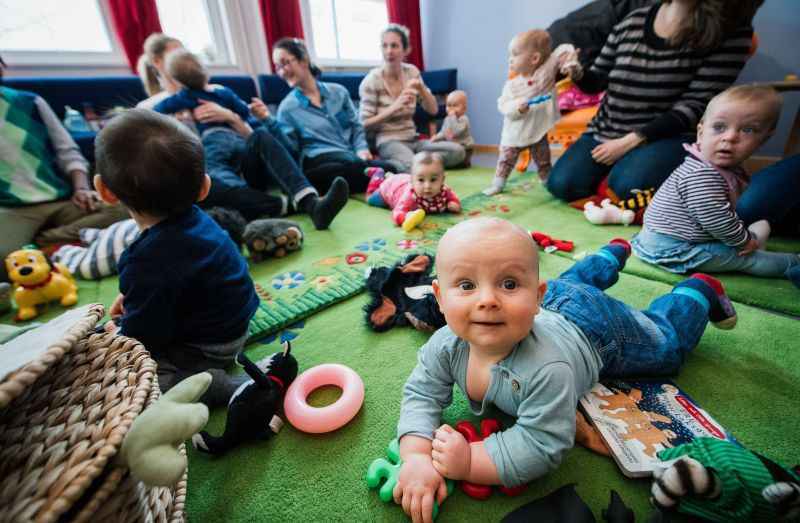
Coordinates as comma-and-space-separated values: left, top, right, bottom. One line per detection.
153, 48, 252, 136
395, 217, 738, 522
94, 109, 259, 408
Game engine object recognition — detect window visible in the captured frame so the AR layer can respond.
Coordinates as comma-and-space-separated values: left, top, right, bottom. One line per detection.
155, 0, 235, 65
303, 0, 388, 65
0, 0, 121, 64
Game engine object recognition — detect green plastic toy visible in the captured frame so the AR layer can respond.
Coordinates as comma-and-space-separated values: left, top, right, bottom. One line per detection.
366, 438, 455, 519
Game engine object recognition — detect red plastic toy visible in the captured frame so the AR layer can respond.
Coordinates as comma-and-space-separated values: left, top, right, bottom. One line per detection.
530, 231, 574, 253
454, 419, 528, 499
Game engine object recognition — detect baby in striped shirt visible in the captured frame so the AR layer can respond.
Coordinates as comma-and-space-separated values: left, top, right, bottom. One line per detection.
632, 85, 800, 288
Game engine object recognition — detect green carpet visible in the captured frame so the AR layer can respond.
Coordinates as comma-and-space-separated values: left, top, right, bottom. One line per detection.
2, 166, 798, 522
187, 253, 800, 522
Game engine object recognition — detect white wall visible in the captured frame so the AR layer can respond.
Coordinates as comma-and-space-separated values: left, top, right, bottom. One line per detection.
422, 0, 800, 156
421, 0, 585, 146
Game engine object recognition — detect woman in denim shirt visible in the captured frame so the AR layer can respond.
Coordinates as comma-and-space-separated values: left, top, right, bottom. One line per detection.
269, 38, 396, 194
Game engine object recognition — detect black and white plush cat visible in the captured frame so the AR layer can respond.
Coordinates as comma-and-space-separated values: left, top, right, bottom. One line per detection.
192, 341, 298, 455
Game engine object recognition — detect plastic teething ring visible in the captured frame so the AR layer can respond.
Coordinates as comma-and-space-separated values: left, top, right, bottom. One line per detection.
283, 363, 365, 433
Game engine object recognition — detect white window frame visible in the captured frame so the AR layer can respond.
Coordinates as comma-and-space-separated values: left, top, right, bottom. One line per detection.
1, 0, 127, 69
298, 0, 385, 69
2, 0, 264, 78
157, 0, 236, 67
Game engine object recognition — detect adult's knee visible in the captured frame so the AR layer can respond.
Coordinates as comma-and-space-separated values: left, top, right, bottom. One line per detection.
546, 165, 589, 201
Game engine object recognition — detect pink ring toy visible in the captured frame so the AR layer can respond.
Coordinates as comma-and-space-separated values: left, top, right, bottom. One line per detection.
283, 363, 365, 434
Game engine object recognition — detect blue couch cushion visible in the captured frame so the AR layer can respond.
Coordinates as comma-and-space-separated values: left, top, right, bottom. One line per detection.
4, 76, 147, 120
5, 75, 258, 162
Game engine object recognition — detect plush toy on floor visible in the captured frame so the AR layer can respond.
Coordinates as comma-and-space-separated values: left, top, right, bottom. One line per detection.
364, 253, 446, 333
584, 198, 635, 226
118, 371, 211, 487
243, 218, 304, 262
5, 248, 78, 321
192, 341, 298, 455
205, 206, 248, 248
651, 437, 800, 522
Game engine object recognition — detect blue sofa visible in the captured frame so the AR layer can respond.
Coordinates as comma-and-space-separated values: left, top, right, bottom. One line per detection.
4, 69, 457, 162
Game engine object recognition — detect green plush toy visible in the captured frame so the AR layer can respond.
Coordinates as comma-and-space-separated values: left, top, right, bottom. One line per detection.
118, 372, 212, 487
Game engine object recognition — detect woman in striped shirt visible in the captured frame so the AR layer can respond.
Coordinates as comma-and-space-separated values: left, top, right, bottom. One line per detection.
547, 0, 761, 202
359, 24, 466, 173
632, 85, 800, 288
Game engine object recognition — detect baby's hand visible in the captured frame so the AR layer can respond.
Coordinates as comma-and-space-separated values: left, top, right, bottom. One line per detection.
394, 453, 448, 523
738, 238, 760, 256
446, 201, 461, 213
444, 129, 455, 141
431, 424, 471, 480
518, 102, 530, 114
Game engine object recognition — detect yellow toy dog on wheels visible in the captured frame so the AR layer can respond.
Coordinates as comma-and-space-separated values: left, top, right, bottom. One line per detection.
5, 248, 78, 321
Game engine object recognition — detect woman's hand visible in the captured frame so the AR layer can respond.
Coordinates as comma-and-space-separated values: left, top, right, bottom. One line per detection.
389, 91, 416, 116
71, 188, 100, 212
249, 97, 270, 120
406, 78, 425, 95
357, 149, 373, 161
591, 132, 643, 165
194, 99, 236, 124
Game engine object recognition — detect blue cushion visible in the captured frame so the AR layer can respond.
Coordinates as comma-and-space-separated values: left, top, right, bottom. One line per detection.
421, 69, 458, 94
258, 75, 292, 105
4, 76, 147, 120
210, 75, 258, 102
319, 72, 365, 100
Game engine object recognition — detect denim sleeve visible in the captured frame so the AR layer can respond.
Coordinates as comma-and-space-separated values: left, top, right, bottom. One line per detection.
483, 362, 578, 487
275, 105, 301, 157
344, 93, 369, 153
397, 331, 456, 441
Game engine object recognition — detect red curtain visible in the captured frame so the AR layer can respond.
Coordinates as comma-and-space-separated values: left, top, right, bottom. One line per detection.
258, 0, 305, 69
386, 0, 424, 71
107, 0, 163, 73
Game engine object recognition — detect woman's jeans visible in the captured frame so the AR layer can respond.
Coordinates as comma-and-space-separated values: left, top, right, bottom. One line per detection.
547, 132, 690, 201
737, 154, 800, 236
203, 128, 316, 220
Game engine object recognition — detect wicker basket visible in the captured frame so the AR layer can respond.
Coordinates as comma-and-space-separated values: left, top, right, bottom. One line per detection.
0, 305, 187, 523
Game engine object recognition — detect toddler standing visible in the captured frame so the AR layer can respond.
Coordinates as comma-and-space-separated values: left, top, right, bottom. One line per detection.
394, 217, 738, 522
366, 152, 461, 231
95, 109, 260, 408
484, 30, 579, 195
632, 85, 800, 289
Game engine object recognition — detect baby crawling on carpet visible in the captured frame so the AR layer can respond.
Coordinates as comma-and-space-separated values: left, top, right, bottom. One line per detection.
394, 217, 738, 523
365, 151, 461, 231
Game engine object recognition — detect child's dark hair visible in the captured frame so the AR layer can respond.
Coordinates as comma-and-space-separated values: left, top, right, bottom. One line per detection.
273, 38, 321, 78
383, 23, 410, 50
165, 49, 208, 91
95, 109, 205, 217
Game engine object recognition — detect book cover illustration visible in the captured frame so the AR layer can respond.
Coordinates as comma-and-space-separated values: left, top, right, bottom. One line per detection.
578, 379, 737, 478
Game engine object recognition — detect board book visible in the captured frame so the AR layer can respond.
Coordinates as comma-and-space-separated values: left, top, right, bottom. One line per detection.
578, 379, 737, 478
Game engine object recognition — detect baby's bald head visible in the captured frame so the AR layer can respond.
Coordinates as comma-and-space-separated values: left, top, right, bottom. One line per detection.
436, 218, 539, 277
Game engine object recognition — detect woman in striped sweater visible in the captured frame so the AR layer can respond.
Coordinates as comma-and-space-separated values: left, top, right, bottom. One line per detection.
546, 0, 761, 202
632, 86, 800, 288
